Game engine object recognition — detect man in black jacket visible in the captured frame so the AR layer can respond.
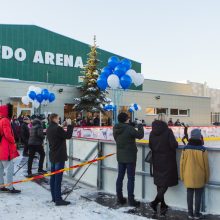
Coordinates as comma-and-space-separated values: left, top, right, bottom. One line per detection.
20, 116, 30, 157
27, 119, 46, 176
46, 113, 73, 206
113, 112, 144, 207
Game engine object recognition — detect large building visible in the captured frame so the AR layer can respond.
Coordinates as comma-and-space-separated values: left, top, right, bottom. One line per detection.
0, 24, 216, 126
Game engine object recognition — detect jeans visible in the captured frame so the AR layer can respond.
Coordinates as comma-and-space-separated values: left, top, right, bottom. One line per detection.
0, 160, 14, 190
116, 162, 136, 200
28, 145, 45, 174
50, 162, 65, 202
187, 188, 204, 216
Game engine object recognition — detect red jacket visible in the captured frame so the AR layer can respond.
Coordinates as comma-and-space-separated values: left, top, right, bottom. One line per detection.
0, 104, 19, 161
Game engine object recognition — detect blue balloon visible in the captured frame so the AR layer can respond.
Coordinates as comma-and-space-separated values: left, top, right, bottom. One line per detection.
108, 56, 120, 69
120, 59, 132, 71
41, 89, 50, 100
49, 93, 56, 103
36, 94, 44, 103
114, 64, 127, 77
28, 91, 36, 101
101, 66, 112, 78
120, 74, 132, 89
134, 103, 138, 111
97, 76, 107, 90
129, 108, 133, 113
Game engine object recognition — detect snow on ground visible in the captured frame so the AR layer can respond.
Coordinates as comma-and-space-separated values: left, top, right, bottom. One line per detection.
0, 156, 150, 220
0, 180, 150, 220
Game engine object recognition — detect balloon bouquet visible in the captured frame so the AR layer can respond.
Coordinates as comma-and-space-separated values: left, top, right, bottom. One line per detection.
97, 56, 144, 90
129, 103, 142, 112
104, 102, 117, 111
21, 86, 56, 110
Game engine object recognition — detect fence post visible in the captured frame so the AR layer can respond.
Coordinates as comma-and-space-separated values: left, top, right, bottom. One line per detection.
142, 144, 146, 199
97, 141, 103, 190
68, 139, 74, 177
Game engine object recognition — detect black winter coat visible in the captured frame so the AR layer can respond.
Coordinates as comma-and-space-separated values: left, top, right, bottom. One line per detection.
113, 123, 144, 163
21, 123, 30, 145
149, 120, 178, 187
28, 119, 44, 146
46, 122, 73, 163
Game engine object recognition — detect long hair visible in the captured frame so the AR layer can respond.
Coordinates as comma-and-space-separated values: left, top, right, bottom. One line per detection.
157, 113, 166, 122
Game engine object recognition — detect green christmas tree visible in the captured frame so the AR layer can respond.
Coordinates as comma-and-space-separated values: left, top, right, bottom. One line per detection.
73, 36, 110, 113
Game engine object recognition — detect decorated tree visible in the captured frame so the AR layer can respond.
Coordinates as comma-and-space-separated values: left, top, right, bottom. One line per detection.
73, 36, 110, 113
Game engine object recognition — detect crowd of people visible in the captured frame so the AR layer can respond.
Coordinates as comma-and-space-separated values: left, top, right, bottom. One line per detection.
0, 103, 210, 218
0, 103, 74, 207
113, 112, 209, 219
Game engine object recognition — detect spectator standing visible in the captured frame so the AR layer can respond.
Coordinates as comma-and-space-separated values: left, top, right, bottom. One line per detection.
113, 112, 144, 207
168, 118, 174, 126
27, 119, 46, 177
0, 104, 21, 193
93, 115, 100, 126
182, 124, 189, 145
174, 119, 181, 126
46, 114, 73, 206
149, 113, 178, 216
180, 129, 209, 219
20, 116, 30, 157
11, 115, 21, 143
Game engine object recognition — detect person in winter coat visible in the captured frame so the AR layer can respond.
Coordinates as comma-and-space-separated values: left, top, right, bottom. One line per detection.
113, 112, 144, 207
0, 104, 21, 193
180, 129, 209, 220
27, 119, 46, 177
46, 113, 73, 206
11, 115, 21, 143
20, 116, 30, 157
149, 113, 178, 216
182, 123, 189, 145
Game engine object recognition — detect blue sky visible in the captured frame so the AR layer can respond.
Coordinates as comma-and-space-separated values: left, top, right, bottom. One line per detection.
1, 0, 220, 88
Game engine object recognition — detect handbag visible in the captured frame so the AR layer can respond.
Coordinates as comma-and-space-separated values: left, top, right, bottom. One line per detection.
145, 150, 153, 177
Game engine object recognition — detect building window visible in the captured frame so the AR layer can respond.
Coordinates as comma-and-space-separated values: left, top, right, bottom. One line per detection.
170, 109, 178, 115
179, 109, 188, 116
170, 108, 189, 116
145, 108, 156, 115
145, 107, 168, 115
156, 108, 168, 115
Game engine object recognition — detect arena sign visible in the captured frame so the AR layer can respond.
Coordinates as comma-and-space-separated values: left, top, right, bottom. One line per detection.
0, 45, 84, 68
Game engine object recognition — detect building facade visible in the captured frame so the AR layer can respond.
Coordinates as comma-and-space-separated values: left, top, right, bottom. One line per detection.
0, 24, 213, 126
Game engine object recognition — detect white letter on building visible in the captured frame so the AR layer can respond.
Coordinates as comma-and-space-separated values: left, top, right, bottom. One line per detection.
2, 46, 13, 60
64, 55, 73, 67
33, 51, 44, 64
56, 53, 64, 66
74, 56, 83, 68
45, 52, 55, 65
14, 48, 26, 61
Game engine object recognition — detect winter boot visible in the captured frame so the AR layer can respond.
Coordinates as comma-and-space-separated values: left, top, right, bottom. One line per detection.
128, 197, 140, 207
0, 187, 10, 192
56, 200, 71, 206
117, 196, 127, 205
8, 187, 21, 194
149, 197, 160, 213
38, 169, 47, 174
194, 213, 205, 219
160, 200, 169, 215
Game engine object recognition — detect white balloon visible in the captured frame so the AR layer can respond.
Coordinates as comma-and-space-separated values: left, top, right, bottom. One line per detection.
33, 100, 40, 108
133, 73, 144, 87
107, 74, 120, 89
126, 69, 136, 82
33, 87, 42, 94
21, 96, 29, 105
28, 85, 36, 92
137, 105, 142, 111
